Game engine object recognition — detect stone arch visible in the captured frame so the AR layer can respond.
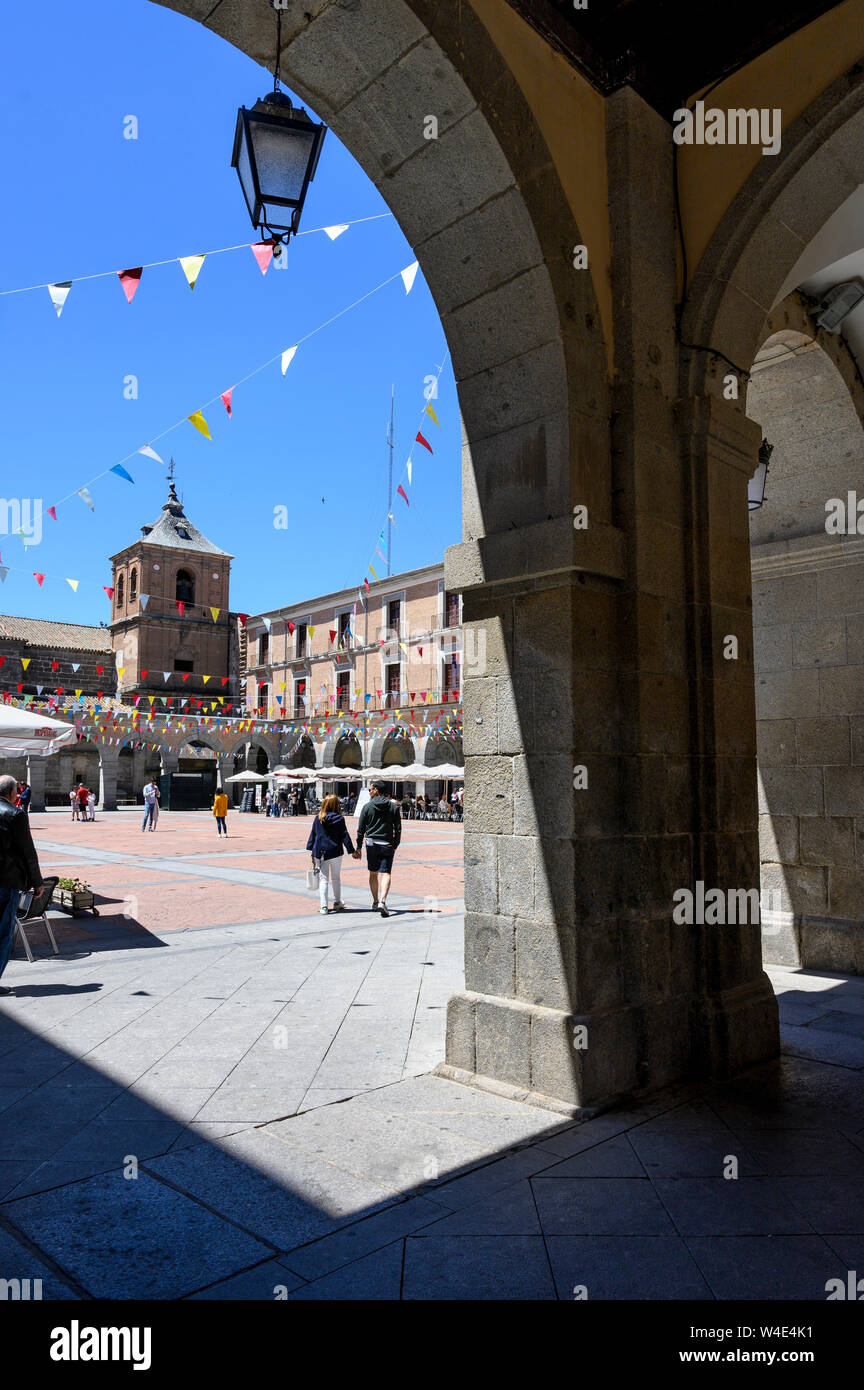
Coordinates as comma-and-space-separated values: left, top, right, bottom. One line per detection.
423, 731, 463, 767
369, 729, 414, 768
227, 731, 279, 768
321, 733, 362, 769
681, 63, 864, 403
175, 567, 195, 605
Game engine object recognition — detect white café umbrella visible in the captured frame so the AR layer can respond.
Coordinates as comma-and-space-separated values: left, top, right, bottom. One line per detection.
316, 767, 363, 781
223, 770, 271, 783
0, 704, 77, 757
426, 763, 465, 779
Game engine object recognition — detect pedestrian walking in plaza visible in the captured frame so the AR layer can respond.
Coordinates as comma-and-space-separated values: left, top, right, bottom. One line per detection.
353, 779, 401, 916
19, 783, 31, 813
141, 779, 159, 832
0, 773, 45, 996
306, 793, 354, 915
69, 788, 79, 821
212, 788, 228, 836
87, 790, 97, 822
76, 783, 90, 821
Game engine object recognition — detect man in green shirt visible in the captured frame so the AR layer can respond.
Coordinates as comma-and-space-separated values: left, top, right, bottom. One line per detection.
353, 779, 402, 916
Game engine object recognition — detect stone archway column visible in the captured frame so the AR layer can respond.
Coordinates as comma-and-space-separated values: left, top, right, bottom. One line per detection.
442, 86, 779, 1113
25, 757, 46, 812
98, 749, 119, 811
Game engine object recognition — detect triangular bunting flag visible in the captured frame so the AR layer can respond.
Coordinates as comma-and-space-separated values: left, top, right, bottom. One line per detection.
110, 464, 134, 483
163, 672, 170, 682
176, 600, 185, 616
397, 484, 410, 506
210, 606, 220, 622
220, 387, 233, 418
46, 506, 57, 521
104, 586, 114, 600
238, 613, 249, 627
308, 625, 316, 638
401, 262, 419, 294
138, 445, 163, 462
425, 402, 440, 427
33, 574, 44, 588
179, 254, 206, 289
139, 593, 149, 610
78, 487, 95, 511
323, 223, 349, 241
187, 410, 211, 439
415, 431, 433, 454
202, 674, 210, 684
281, 345, 298, 375
21, 657, 31, 670
369, 566, 378, 580
72, 663, 80, 672
250, 241, 274, 274
118, 267, 143, 303
407, 458, 412, 485
48, 282, 72, 317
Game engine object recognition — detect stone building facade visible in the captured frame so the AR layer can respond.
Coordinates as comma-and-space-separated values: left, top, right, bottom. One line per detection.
749, 317, 864, 974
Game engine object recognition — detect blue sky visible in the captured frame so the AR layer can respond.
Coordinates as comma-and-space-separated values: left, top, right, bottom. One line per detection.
0, 0, 459, 626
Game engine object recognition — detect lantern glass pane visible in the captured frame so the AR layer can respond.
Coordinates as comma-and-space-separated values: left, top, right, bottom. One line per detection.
252, 120, 316, 206
748, 461, 768, 510
234, 126, 258, 222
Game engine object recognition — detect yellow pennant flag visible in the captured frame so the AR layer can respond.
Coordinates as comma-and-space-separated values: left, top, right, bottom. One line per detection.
21, 658, 30, 670
66, 578, 79, 591
148, 696, 155, 705
210, 607, 220, 622
179, 254, 206, 290
202, 674, 210, 684
188, 410, 211, 439
425, 402, 440, 427
75, 689, 82, 699
218, 697, 224, 706
308, 625, 315, 638
117, 667, 125, 678
369, 566, 378, 580
211, 702, 217, 711
279, 682, 285, 691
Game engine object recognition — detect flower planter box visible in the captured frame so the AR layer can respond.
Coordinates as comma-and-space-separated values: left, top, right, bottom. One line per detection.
52, 888, 99, 917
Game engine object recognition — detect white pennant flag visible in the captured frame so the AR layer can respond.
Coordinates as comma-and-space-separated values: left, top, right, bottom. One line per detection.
139, 593, 149, 610
281, 345, 298, 375
138, 446, 163, 463
163, 672, 170, 682
78, 487, 95, 511
72, 663, 80, 672
48, 282, 72, 317
323, 224, 349, 241
0, 567, 8, 582
263, 617, 272, 631
407, 457, 412, 485
400, 262, 419, 295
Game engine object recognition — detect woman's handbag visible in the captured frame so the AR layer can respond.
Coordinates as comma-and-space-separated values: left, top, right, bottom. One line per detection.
306, 860, 321, 892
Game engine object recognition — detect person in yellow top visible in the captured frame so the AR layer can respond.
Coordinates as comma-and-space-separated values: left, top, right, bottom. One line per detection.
212, 789, 229, 837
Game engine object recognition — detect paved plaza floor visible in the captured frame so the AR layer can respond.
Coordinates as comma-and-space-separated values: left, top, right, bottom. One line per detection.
1, 810, 863, 1300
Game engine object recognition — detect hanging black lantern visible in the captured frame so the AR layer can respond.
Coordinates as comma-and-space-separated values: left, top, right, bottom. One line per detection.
748, 437, 773, 511
231, 6, 326, 251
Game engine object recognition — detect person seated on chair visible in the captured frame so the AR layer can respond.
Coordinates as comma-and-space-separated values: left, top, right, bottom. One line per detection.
0, 773, 45, 996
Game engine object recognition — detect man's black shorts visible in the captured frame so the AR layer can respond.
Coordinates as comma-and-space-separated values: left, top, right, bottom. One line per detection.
366, 843, 395, 873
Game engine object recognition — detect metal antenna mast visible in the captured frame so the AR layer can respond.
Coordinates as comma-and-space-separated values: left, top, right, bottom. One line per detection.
386, 385, 394, 577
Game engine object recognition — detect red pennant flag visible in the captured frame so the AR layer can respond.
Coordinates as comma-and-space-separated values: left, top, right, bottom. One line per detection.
238, 613, 249, 627
329, 629, 337, 644
221, 676, 229, 686
364, 578, 370, 593
221, 387, 234, 418
51, 660, 59, 672
104, 586, 114, 600
376, 689, 382, 698
96, 666, 104, 675
34, 572, 45, 586
46, 506, 57, 522
415, 431, 433, 454
96, 691, 104, 700
176, 600, 185, 616
0, 657, 5, 669
298, 682, 305, 693
181, 673, 190, 682
118, 267, 143, 303
251, 241, 275, 275
16, 683, 23, 693
141, 669, 148, 679
287, 621, 295, 634
397, 484, 409, 506
418, 646, 423, 658
410, 692, 415, 702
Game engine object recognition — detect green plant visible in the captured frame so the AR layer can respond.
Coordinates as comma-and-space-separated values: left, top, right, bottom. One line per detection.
56, 877, 91, 893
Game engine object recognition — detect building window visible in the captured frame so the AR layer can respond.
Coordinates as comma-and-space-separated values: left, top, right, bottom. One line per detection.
130, 568, 137, 601
386, 662, 400, 709
443, 654, 460, 693
258, 684, 269, 714
174, 658, 193, 673
445, 590, 460, 627
387, 598, 401, 633
296, 623, 307, 658
258, 631, 269, 665
336, 671, 351, 711
338, 612, 351, 646
116, 574, 125, 608
293, 679, 306, 719
176, 569, 195, 604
